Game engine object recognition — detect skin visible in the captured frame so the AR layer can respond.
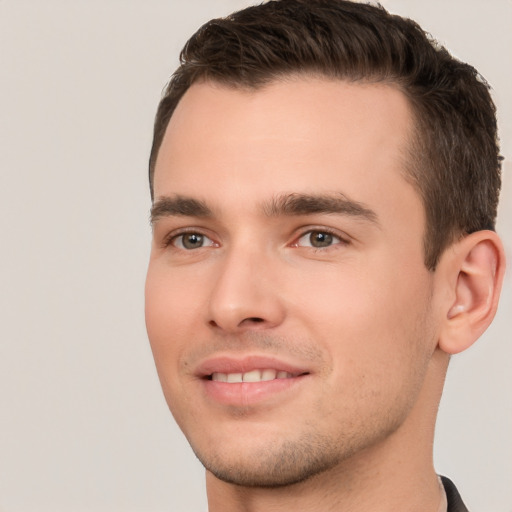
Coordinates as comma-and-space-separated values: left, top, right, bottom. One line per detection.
145, 77, 504, 511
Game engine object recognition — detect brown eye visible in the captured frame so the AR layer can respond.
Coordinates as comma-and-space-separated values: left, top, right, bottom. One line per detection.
309, 231, 333, 247
296, 230, 342, 248
174, 233, 213, 250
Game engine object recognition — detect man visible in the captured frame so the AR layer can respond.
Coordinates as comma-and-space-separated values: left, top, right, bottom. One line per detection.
144, 1, 505, 510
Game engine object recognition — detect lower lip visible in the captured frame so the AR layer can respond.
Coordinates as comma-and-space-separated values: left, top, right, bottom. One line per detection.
201, 375, 308, 407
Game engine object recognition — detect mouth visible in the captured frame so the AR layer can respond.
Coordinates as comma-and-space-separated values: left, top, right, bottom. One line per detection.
208, 368, 307, 383
196, 356, 311, 406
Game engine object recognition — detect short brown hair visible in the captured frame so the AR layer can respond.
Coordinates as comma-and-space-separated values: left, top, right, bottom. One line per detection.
149, 0, 502, 270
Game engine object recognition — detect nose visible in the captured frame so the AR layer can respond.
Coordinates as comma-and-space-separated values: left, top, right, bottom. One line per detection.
207, 246, 286, 333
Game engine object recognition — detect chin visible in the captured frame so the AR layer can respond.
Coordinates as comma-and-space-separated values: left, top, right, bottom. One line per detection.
190, 432, 354, 488
187, 398, 411, 489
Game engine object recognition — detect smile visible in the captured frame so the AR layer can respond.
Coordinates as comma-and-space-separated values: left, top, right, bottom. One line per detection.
196, 355, 311, 406
210, 369, 298, 383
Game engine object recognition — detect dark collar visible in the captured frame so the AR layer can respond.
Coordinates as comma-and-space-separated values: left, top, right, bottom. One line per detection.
441, 476, 469, 512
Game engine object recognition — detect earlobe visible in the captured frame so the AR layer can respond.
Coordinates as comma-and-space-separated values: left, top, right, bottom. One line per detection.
438, 230, 505, 355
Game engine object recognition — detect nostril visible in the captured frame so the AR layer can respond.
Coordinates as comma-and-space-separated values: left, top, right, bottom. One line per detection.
207, 316, 267, 330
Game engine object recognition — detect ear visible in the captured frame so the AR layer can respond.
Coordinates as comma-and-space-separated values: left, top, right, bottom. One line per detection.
437, 230, 506, 355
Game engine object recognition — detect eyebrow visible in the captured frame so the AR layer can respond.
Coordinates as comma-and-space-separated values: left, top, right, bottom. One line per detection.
263, 193, 379, 225
150, 192, 379, 227
150, 195, 213, 224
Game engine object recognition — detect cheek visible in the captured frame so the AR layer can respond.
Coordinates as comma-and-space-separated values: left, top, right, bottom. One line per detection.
292, 258, 433, 377
146, 259, 206, 321
300, 270, 434, 433
145, 265, 204, 427
145, 264, 202, 373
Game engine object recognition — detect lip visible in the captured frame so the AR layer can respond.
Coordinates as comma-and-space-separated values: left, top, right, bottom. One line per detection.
195, 354, 311, 407
195, 354, 309, 377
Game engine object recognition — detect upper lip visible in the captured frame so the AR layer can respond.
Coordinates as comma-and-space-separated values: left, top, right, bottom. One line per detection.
195, 354, 310, 379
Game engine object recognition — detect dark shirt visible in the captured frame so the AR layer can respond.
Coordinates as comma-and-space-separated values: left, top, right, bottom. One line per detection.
441, 476, 469, 512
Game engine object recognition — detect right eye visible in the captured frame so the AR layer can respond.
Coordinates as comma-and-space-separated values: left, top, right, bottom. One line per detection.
171, 232, 216, 250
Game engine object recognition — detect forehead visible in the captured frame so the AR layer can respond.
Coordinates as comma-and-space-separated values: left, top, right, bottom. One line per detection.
153, 77, 419, 224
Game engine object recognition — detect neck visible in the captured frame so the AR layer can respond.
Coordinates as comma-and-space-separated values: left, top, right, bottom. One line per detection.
206, 350, 449, 512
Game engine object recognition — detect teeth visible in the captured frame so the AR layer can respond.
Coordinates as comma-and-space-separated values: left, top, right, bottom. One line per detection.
211, 369, 293, 383
243, 369, 263, 382
261, 369, 277, 381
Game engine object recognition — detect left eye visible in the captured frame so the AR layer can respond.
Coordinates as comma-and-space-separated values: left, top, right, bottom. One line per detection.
172, 233, 215, 250
296, 230, 343, 248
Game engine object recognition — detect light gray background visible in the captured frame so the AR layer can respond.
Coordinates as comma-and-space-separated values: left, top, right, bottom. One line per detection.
0, 1, 510, 511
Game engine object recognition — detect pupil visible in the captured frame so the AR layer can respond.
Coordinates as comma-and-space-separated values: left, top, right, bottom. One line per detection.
311, 231, 332, 247
183, 233, 203, 249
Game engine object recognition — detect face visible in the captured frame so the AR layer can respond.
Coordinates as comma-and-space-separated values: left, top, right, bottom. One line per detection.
145, 78, 439, 487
